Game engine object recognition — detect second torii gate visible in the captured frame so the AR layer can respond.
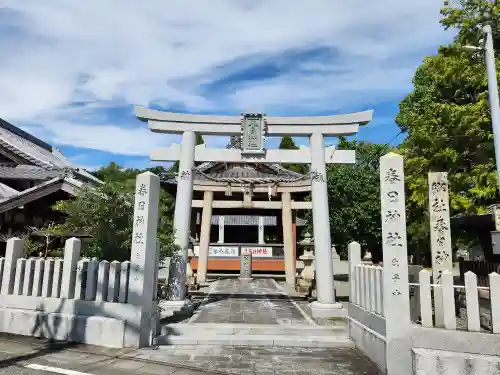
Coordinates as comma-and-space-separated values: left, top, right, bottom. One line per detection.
136, 108, 373, 318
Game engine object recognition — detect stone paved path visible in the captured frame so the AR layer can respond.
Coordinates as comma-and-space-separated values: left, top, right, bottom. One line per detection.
128, 345, 381, 374
153, 278, 381, 374
189, 278, 312, 325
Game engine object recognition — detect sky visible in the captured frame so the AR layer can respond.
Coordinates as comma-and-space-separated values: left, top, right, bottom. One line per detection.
0, 1, 454, 171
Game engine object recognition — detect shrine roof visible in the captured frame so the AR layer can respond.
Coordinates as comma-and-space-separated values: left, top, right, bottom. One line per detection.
160, 162, 310, 186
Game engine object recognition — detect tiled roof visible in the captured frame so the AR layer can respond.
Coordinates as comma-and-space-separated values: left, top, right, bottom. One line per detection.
161, 162, 307, 185
0, 118, 101, 184
0, 165, 61, 180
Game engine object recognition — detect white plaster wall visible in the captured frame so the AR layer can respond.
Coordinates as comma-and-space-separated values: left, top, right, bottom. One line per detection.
413, 348, 500, 375
349, 319, 386, 373
0, 308, 126, 348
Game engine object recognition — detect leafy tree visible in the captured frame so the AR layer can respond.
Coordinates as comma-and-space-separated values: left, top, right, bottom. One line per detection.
278, 136, 308, 174
49, 180, 177, 261
395, 0, 500, 260
305, 137, 388, 259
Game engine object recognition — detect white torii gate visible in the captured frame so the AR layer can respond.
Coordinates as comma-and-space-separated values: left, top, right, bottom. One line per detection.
136, 107, 373, 318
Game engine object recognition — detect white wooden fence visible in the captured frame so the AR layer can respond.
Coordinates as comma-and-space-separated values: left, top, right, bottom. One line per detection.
0, 237, 131, 304
415, 269, 500, 332
353, 264, 384, 316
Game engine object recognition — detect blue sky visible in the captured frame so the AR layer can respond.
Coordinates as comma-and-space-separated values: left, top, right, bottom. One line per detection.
0, 1, 454, 171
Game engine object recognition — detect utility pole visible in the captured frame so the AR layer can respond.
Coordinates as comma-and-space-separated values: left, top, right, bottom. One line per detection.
483, 23, 500, 189
447, 0, 500, 189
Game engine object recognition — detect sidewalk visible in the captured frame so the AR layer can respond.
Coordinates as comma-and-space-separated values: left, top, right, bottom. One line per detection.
0, 334, 218, 375
0, 333, 380, 375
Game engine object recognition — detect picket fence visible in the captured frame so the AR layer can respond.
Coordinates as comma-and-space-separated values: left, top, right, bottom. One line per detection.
413, 269, 500, 333
0, 238, 131, 303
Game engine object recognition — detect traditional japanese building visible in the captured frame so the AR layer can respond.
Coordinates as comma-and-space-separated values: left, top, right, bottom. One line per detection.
0, 118, 101, 245
160, 159, 311, 282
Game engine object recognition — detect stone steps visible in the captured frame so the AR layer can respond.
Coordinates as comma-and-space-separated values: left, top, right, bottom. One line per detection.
154, 323, 353, 348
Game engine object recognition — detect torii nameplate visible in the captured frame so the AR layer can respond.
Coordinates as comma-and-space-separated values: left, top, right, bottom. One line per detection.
241, 113, 266, 156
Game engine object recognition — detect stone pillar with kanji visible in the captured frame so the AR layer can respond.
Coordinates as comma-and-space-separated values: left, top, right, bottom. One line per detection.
125, 172, 160, 348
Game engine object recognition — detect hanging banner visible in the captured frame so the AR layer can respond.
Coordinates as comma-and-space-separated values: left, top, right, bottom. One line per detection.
193, 246, 239, 257
241, 246, 273, 258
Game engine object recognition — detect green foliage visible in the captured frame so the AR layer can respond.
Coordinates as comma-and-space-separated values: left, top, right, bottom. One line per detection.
50, 164, 177, 261
396, 0, 500, 256
278, 136, 308, 174
306, 137, 388, 258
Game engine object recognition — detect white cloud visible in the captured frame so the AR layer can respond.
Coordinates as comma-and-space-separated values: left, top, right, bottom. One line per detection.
0, 0, 453, 157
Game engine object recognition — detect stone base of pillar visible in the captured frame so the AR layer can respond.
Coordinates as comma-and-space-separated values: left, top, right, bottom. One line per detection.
238, 277, 253, 281
309, 301, 346, 318
159, 299, 193, 316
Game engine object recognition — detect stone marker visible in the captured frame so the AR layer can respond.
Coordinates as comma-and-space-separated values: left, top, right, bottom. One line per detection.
239, 249, 253, 280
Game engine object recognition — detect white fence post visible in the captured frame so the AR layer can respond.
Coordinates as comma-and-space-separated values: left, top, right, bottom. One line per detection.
60, 238, 81, 299
22, 259, 34, 296
13, 258, 26, 295
441, 270, 456, 330
107, 261, 121, 303
119, 261, 130, 303
96, 261, 110, 302
428, 172, 453, 327
490, 272, 500, 333
464, 271, 480, 332
1, 238, 24, 295
32, 258, 44, 297
125, 172, 161, 348
85, 259, 99, 301
51, 259, 63, 298
374, 266, 383, 315
419, 270, 433, 328
379, 152, 412, 375
41, 259, 55, 297
348, 241, 361, 304
74, 259, 88, 300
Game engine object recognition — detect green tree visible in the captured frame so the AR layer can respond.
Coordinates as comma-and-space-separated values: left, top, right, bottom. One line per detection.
395, 0, 500, 259
306, 137, 388, 259
49, 181, 177, 261
92, 162, 140, 183
278, 136, 307, 174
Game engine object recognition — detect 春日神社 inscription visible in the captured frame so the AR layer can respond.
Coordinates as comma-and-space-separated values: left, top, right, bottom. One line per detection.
242, 113, 265, 153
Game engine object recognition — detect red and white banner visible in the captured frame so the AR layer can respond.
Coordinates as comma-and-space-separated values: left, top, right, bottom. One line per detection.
241, 247, 273, 258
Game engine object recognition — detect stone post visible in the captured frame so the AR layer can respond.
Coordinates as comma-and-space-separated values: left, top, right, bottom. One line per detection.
308, 132, 342, 317
197, 190, 213, 284
168, 130, 196, 302
125, 172, 160, 348
218, 216, 225, 244
282, 192, 295, 286
1, 238, 24, 295
348, 242, 361, 303
60, 238, 81, 299
428, 172, 452, 327
239, 249, 253, 280
258, 216, 265, 245
379, 153, 412, 375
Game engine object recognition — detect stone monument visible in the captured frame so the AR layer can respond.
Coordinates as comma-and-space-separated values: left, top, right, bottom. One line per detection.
239, 248, 253, 281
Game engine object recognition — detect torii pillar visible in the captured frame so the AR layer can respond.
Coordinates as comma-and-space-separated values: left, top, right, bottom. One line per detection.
137, 108, 373, 317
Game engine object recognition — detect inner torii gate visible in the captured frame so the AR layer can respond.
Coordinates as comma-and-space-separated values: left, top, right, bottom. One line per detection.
136, 107, 373, 318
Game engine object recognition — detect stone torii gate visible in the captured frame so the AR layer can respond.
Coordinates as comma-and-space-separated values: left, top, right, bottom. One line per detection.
136, 107, 373, 318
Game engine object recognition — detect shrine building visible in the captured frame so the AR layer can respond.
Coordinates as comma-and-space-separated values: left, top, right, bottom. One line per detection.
160, 160, 311, 282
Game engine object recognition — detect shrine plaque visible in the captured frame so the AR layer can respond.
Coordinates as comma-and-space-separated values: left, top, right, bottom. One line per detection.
239, 249, 253, 280
241, 113, 265, 155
